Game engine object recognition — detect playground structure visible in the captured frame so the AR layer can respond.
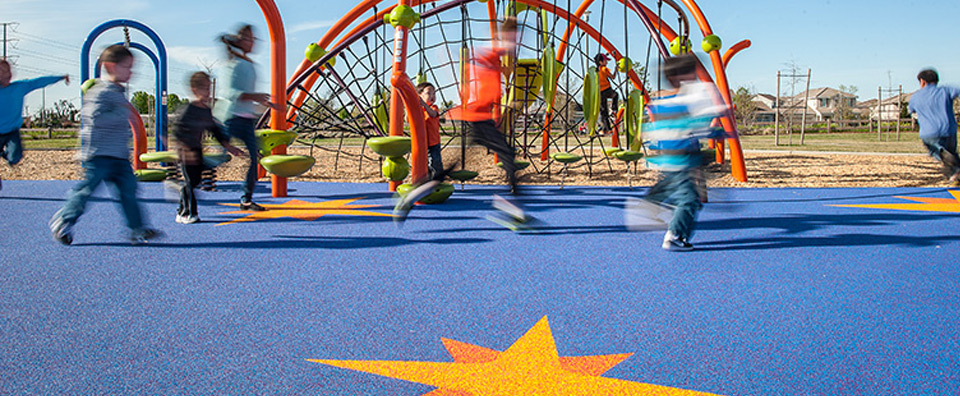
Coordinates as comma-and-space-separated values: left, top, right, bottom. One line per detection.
259, 0, 751, 198
81, 0, 751, 199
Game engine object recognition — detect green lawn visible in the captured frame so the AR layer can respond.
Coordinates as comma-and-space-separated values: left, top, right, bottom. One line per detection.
738, 132, 931, 154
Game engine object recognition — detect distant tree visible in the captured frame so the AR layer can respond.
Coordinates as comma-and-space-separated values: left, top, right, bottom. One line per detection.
131, 91, 153, 114
834, 84, 859, 120
732, 86, 757, 126
167, 94, 188, 114
36, 100, 79, 128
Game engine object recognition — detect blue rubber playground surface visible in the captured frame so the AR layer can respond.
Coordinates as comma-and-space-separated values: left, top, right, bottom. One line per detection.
1, 180, 958, 395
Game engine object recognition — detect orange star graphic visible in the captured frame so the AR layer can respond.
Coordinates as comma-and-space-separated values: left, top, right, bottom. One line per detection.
830, 190, 960, 213
309, 317, 722, 396
216, 198, 392, 226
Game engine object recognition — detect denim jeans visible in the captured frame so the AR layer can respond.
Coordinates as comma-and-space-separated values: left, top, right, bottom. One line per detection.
179, 151, 204, 217
427, 144, 443, 180
921, 135, 960, 176
470, 120, 517, 190
225, 116, 259, 203
645, 170, 703, 241
57, 156, 144, 230
0, 130, 23, 165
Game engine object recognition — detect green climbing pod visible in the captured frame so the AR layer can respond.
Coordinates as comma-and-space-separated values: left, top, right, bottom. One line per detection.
542, 43, 557, 112
260, 155, 316, 177
583, 67, 601, 135
383, 5, 420, 29
670, 36, 691, 55
625, 89, 644, 152
367, 136, 411, 158
617, 57, 633, 73
372, 92, 390, 135
255, 129, 298, 157
381, 157, 410, 182
701, 35, 722, 53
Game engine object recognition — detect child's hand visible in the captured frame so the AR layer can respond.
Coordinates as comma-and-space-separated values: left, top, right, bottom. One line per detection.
63, 75, 70, 85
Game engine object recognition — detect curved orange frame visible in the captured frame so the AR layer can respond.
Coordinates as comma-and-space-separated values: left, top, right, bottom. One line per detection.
253, 0, 290, 197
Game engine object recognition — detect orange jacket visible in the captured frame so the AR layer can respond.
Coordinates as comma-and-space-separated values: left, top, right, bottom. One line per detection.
450, 48, 502, 122
424, 103, 440, 147
599, 65, 614, 91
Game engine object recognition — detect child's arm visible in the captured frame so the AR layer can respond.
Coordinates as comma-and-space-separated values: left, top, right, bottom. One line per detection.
420, 98, 439, 118
208, 117, 245, 157
23, 75, 69, 93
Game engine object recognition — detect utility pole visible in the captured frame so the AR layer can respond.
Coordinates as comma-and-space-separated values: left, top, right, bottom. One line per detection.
1, 22, 19, 59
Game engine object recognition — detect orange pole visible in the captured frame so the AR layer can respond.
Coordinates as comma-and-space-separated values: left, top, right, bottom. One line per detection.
254, 0, 289, 197
392, 74, 429, 184
723, 39, 751, 68
130, 114, 147, 170
677, 0, 746, 182
612, 107, 625, 148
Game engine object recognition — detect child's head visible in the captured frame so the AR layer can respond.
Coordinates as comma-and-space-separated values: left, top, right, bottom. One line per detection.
189, 72, 212, 101
100, 45, 134, 83
662, 54, 698, 88
917, 69, 939, 86
417, 82, 436, 104
594, 53, 610, 67
221, 24, 255, 56
498, 17, 518, 52
0, 59, 11, 86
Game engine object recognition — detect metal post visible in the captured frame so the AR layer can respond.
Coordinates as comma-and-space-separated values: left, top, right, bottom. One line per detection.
897, 84, 902, 141
800, 68, 811, 145
877, 86, 882, 142
775, 71, 780, 146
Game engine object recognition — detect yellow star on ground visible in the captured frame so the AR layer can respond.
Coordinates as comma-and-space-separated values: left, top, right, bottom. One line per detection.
830, 190, 960, 213
216, 198, 392, 226
309, 317, 722, 396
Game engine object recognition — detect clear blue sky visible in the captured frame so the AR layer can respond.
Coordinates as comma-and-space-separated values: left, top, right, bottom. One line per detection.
2, 0, 958, 116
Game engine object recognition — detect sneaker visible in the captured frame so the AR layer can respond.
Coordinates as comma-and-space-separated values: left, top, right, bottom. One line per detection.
130, 228, 164, 245
240, 201, 267, 211
393, 180, 440, 225
50, 216, 73, 246
181, 215, 200, 224
662, 231, 693, 251
492, 194, 528, 222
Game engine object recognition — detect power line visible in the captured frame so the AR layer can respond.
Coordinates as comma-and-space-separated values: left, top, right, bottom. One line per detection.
10, 28, 78, 52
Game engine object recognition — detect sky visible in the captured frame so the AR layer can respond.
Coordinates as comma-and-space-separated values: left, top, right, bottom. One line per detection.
1, 0, 958, 117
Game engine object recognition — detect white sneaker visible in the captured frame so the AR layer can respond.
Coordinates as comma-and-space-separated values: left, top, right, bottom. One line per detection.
662, 231, 693, 251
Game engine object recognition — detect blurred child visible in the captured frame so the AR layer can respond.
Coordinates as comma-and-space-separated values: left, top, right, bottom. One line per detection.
628, 54, 727, 251
417, 81, 443, 180
908, 69, 960, 187
173, 72, 244, 224
595, 53, 618, 135
395, 18, 526, 224
0, 59, 69, 190
214, 24, 278, 211
49, 45, 162, 245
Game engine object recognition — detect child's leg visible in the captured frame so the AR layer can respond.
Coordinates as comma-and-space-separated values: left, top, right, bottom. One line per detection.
180, 162, 204, 217
227, 117, 260, 204
470, 120, 517, 190
427, 144, 443, 180
56, 158, 111, 225
599, 90, 611, 132
667, 174, 703, 241
105, 158, 145, 231
0, 130, 24, 165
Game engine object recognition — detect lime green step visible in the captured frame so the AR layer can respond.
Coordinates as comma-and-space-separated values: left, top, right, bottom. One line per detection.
134, 169, 167, 182
613, 150, 644, 162
396, 182, 455, 204
259, 155, 316, 177
256, 129, 298, 157
496, 160, 530, 170
448, 170, 479, 182
367, 136, 411, 158
139, 151, 178, 163
551, 152, 582, 164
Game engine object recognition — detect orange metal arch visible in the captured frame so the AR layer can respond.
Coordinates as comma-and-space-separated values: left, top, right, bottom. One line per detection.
254, 0, 290, 196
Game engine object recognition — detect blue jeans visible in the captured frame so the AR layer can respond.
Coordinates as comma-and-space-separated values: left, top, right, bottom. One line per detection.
225, 117, 259, 203
56, 156, 144, 230
645, 170, 703, 241
0, 130, 23, 165
427, 144, 443, 180
921, 135, 960, 176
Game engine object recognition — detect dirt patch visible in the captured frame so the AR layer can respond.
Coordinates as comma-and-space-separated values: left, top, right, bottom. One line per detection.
2, 146, 949, 188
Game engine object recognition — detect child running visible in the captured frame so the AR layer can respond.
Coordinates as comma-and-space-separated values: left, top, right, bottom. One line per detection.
173, 72, 244, 224
214, 24, 278, 211
627, 54, 728, 251
0, 59, 69, 190
417, 81, 443, 180
394, 17, 527, 224
49, 45, 162, 245
908, 68, 960, 187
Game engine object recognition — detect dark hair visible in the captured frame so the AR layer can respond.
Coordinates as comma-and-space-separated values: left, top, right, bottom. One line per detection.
101, 44, 134, 64
189, 72, 211, 89
663, 54, 698, 79
501, 16, 517, 34
220, 24, 254, 55
918, 69, 939, 84
416, 81, 434, 93
594, 53, 608, 66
